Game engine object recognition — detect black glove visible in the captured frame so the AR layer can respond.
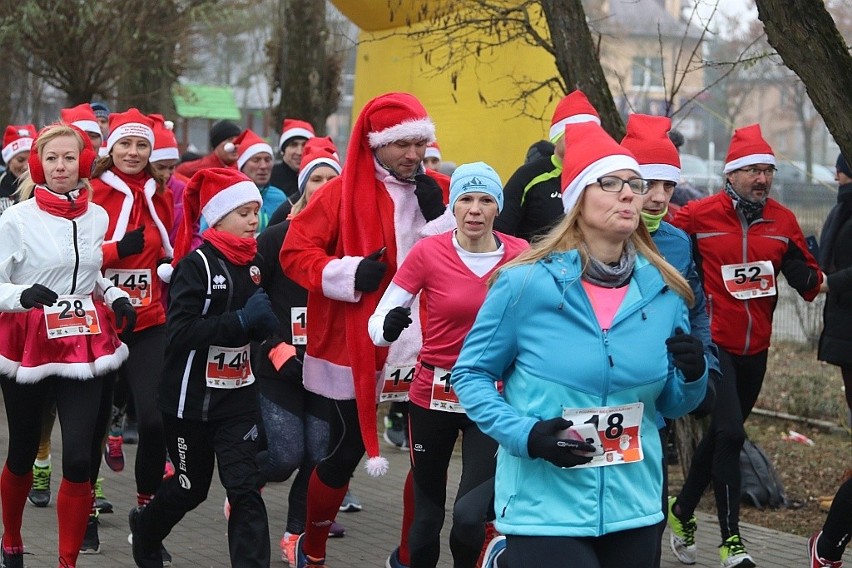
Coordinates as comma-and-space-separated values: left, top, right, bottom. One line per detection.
781, 258, 816, 291
111, 297, 137, 340
666, 327, 706, 382
20, 284, 58, 309
414, 174, 446, 222
527, 417, 595, 468
238, 289, 280, 338
690, 369, 720, 419
383, 306, 412, 342
354, 248, 388, 292
117, 226, 146, 259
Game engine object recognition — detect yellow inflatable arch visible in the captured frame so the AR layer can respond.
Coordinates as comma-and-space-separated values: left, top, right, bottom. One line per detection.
331, 0, 559, 180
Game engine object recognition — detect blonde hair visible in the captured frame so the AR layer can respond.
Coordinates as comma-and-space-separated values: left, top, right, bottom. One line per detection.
17, 124, 93, 201
493, 195, 695, 306
291, 192, 309, 216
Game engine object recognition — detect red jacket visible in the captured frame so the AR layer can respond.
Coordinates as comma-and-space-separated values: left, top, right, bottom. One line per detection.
672, 193, 821, 355
92, 171, 175, 331
174, 153, 236, 181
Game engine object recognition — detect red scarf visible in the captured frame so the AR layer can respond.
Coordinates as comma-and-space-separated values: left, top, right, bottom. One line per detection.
34, 186, 89, 219
202, 228, 257, 266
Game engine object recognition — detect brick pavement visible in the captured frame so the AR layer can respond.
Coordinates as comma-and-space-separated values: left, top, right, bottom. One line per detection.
2, 413, 848, 567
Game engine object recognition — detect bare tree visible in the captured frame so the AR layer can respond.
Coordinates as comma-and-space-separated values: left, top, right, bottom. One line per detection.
269, 0, 345, 135
755, 0, 852, 161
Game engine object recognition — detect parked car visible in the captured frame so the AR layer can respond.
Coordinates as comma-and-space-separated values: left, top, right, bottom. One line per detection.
680, 153, 723, 194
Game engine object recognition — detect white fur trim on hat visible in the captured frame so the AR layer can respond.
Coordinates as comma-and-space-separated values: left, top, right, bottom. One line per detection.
278, 127, 315, 150
150, 147, 180, 163
201, 180, 263, 227
237, 142, 274, 171
723, 153, 776, 173
2, 138, 33, 163
549, 114, 601, 142
297, 157, 342, 192
562, 154, 642, 214
424, 146, 441, 160
639, 163, 681, 183
106, 123, 155, 154
72, 120, 101, 136
367, 118, 436, 148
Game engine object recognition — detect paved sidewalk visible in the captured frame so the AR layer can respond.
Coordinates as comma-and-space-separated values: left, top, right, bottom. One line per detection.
4, 419, 849, 567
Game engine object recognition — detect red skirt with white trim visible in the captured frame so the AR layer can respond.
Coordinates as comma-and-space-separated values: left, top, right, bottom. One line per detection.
0, 300, 129, 384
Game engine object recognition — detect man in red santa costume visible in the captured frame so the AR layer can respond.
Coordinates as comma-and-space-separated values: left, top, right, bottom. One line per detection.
280, 92, 452, 568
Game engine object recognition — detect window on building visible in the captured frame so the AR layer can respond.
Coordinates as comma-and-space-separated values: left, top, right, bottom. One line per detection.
632, 57, 665, 90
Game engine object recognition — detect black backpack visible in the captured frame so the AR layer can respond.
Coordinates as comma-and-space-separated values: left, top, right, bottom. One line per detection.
739, 438, 787, 509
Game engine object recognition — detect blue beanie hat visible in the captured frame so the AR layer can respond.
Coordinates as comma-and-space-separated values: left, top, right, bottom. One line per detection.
449, 161, 504, 213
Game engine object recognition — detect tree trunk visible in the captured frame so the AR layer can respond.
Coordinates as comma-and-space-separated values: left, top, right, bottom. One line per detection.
672, 415, 706, 478
273, 0, 342, 135
540, 0, 626, 140
755, 0, 852, 160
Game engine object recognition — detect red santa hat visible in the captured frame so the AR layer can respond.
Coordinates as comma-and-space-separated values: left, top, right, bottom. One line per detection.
424, 141, 441, 160
106, 108, 155, 154
341, 92, 435, 476
297, 136, 341, 192
149, 114, 179, 163
620, 114, 680, 182
278, 119, 315, 151
159, 168, 262, 283
561, 121, 641, 214
549, 90, 601, 142
234, 129, 274, 171
60, 104, 101, 137
2, 124, 36, 164
724, 123, 775, 173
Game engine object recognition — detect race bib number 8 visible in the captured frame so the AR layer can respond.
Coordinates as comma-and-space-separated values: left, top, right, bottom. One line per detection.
562, 402, 644, 468
721, 261, 776, 299
380, 365, 414, 402
105, 269, 152, 306
44, 295, 101, 339
206, 345, 254, 389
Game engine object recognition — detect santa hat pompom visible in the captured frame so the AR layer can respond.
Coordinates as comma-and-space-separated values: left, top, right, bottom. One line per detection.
364, 456, 390, 477
157, 262, 174, 284
164, 120, 174, 131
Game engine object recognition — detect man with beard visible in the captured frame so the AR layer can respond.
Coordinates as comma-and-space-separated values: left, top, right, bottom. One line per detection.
665, 124, 825, 568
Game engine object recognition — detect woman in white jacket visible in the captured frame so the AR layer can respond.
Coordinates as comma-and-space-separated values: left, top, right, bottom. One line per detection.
0, 123, 135, 568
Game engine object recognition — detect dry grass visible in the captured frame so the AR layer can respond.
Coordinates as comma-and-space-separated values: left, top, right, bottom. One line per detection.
669, 341, 852, 537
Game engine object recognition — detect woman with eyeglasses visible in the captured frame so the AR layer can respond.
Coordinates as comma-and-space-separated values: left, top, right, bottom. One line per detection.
454, 121, 708, 568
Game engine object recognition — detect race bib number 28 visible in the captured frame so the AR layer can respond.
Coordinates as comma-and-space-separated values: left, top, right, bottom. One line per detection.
43, 295, 101, 339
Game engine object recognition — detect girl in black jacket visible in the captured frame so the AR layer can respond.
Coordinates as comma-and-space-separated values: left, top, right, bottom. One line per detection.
129, 168, 278, 568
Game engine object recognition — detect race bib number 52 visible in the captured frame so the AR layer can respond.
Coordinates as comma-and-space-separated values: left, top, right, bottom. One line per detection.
721, 261, 776, 299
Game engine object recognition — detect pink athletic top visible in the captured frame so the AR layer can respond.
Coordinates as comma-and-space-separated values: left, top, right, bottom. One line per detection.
581, 280, 629, 330
392, 231, 528, 409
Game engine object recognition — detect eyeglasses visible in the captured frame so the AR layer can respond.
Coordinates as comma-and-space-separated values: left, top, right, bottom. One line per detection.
737, 167, 776, 178
596, 176, 649, 195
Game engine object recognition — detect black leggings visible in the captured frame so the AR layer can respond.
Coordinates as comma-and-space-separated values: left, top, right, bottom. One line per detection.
408, 402, 497, 568
674, 348, 767, 539
819, 477, 852, 562
1, 376, 105, 483
505, 524, 660, 568
316, 399, 365, 488
118, 326, 167, 495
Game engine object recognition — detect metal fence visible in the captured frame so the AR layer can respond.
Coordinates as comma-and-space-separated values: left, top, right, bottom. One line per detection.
767, 183, 834, 347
